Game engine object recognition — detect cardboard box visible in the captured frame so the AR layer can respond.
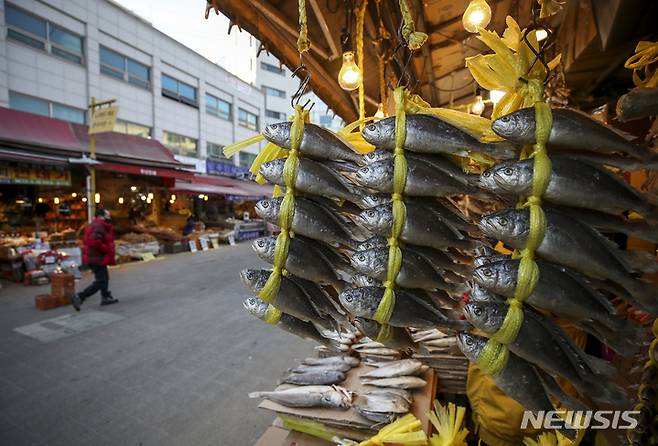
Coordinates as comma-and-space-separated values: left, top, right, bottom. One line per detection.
257, 363, 436, 441
35, 294, 58, 311
51, 272, 75, 300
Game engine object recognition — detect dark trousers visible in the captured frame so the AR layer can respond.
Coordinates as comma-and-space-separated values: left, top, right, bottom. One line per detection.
79, 265, 111, 300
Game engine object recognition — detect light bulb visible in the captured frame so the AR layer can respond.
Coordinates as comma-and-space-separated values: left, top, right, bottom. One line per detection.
203, 195, 209, 201
147, 192, 154, 200
170, 194, 176, 201
536, 29, 548, 41
471, 95, 485, 115
140, 195, 146, 201
54, 197, 60, 205
118, 197, 124, 204
94, 193, 101, 204
38, 197, 44, 203
463, 0, 491, 33
338, 51, 361, 91
71, 192, 77, 198
489, 89, 505, 104
374, 103, 385, 119
130, 186, 137, 191
82, 197, 88, 203
146, 197, 152, 204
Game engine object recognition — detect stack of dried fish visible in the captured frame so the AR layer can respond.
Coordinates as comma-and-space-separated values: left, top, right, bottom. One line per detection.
457, 107, 657, 420
355, 359, 428, 423
411, 329, 468, 394
282, 356, 360, 386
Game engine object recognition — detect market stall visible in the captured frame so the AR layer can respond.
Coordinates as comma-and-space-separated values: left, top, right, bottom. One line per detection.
206, 0, 658, 444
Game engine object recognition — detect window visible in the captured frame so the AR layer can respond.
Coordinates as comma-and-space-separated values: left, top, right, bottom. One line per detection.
262, 85, 286, 98
238, 108, 259, 131
205, 93, 232, 120
100, 46, 150, 88
114, 120, 151, 138
239, 152, 257, 168
206, 142, 224, 158
319, 115, 333, 127
9, 91, 85, 124
261, 61, 284, 75
161, 74, 197, 106
5, 4, 83, 64
265, 109, 285, 120
163, 131, 197, 157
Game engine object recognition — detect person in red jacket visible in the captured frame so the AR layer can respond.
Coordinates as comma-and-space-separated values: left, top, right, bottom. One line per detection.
72, 208, 118, 310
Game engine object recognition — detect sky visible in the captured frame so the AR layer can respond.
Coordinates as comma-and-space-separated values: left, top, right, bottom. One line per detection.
112, 0, 255, 83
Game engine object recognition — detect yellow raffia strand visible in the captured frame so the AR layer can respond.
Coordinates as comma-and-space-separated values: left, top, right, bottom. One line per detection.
538, 0, 564, 19
223, 134, 265, 158
465, 17, 561, 120
339, 117, 377, 154
475, 339, 508, 376
358, 413, 428, 446
375, 322, 392, 344
373, 87, 407, 325
428, 401, 469, 446
524, 432, 558, 446
263, 305, 282, 325
624, 41, 658, 88
356, 0, 368, 127
398, 0, 427, 50
279, 415, 338, 442
258, 105, 307, 303
296, 0, 310, 54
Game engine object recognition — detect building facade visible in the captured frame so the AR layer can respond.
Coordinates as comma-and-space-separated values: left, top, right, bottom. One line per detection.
0, 0, 264, 176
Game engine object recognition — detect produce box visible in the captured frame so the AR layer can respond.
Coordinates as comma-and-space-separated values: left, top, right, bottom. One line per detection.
257, 363, 435, 441
51, 272, 75, 300
35, 294, 58, 311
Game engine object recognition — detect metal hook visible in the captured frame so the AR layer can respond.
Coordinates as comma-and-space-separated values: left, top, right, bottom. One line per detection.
290, 64, 313, 109
521, 1, 554, 85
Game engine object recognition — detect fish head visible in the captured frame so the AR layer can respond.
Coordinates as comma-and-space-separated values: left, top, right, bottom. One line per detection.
357, 236, 388, 251
242, 296, 269, 319
362, 193, 390, 209
254, 198, 282, 221
488, 161, 532, 193
463, 302, 505, 334
262, 121, 292, 147
353, 317, 379, 338
358, 205, 393, 233
472, 261, 516, 294
468, 282, 503, 304
338, 287, 380, 317
478, 209, 528, 243
352, 273, 381, 287
491, 109, 534, 143
361, 118, 395, 148
251, 237, 276, 259
355, 162, 392, 189
258, 159, 285, 183
362, 149, 393, 165
478, 167, 498, 191
350, 249, 386, 275
456, 331, 487, 362
473, 253, 508, 268
240, 268, 269, 291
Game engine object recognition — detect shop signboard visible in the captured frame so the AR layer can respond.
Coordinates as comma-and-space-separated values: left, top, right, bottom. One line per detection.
0, 164, 71, 186
206, 158, 250, 177
89, 106, 118, 134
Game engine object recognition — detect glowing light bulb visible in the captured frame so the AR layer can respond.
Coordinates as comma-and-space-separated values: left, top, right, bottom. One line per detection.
54, 197, 60, 205
203, 195, 209, 201
118, 197, 124, 204
94, 193, 101, 204
338, 51, 361, 91
146, 197, 152, 204
147, 192, 154, 200
536, 29, 548, 41
38, 197, 44, 203
170, 194, 176, 201
140, 195, 146, 201
198, 194, 204, 199
71, 192, 77, 198
82, 197, 88, 202
374, 103, 386, 119
130, 186, 137, 192
489, 89, 506, 104
471, 95, 485, 115
462, 0, 491, 33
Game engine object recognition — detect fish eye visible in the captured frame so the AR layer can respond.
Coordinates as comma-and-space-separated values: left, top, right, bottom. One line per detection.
367, 124, 376, 131
345, 294, 353, 302
262, 202, 269, 208
257, 240, 264, 247
246, 271, 253, 279
498, 217, 508, 226
361, 167, 369, 173
483, 268, 492, 277
465, 336, 474, 346
474, 307, 482, 316
503, 168, 513, 176
271, 124, 277, 129
367, 210, 375, 217
358, 254, 365, 261
483, 171, 491, 177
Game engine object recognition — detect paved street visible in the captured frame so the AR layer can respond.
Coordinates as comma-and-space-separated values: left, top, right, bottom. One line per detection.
0, 243, 315, 446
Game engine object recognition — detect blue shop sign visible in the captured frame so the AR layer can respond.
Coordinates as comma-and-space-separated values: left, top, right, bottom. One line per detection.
206, 158, 249, 177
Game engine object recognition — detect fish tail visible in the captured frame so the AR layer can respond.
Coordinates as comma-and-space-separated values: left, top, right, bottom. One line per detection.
583, 354, 615, 378
479, 141, 520, 160
248, 391, 271, 399
623, 277, 658, 315
582, 375, 630, 406
579, 319, 642, 357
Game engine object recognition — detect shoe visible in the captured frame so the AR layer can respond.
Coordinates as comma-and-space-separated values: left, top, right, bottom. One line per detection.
100, 297, 119, 306
72, 293, 83, 311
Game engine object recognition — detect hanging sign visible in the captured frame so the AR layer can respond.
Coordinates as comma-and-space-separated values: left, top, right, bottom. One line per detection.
89, 106, 118, 134
0, 164, 71, 186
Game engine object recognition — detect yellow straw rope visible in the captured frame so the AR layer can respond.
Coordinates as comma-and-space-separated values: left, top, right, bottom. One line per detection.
263, 305, 282, 325
356, 0, 368, 127
358, 413, 428, 446
279, 415, 338, 442
398, 0, 427, 50
297, 0, 310, 54
428, 401, 469, 446
375, 322, 392, 344
624, 41, 658, 88
373, 87, 407, 325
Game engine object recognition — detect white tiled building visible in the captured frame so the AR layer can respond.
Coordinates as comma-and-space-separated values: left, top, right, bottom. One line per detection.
0, 0, 265, 174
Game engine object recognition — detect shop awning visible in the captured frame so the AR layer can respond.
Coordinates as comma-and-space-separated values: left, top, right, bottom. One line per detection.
0, 107, 83, 151
0, 147, 69, 166
96, 162, 195, 181
172, 180, 248, 196
191, 175, 274, 197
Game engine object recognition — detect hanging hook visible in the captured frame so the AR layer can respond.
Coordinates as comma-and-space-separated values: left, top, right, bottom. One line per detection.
290, 62, 313, 109
521, 1, 554, 85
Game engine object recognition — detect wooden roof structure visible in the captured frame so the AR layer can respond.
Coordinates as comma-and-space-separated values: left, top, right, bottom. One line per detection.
209, 0, 658, 122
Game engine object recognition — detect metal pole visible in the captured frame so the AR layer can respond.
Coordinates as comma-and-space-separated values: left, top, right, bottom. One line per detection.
87, 96, 96, 223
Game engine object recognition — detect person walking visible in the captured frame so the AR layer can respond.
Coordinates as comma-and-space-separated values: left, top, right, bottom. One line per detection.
72, 208, 118, 310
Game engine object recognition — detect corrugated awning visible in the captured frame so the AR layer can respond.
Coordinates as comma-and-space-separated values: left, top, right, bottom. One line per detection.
0, 147, 69, 166
0, 107, 82, 151
192, 175, 274, 197
96, 162, 195, 181
173, 180, 248, 196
